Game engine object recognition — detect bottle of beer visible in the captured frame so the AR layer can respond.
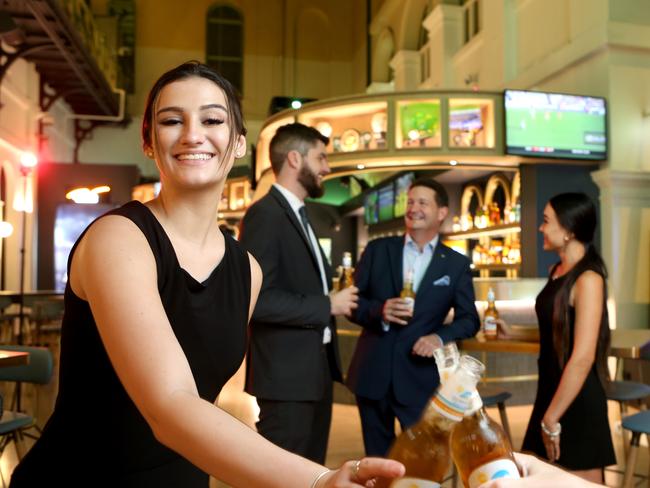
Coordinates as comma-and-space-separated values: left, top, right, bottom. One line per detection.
376, 355, 485, 488
400, 269, 416, 314
451, 392, 520, 487
483, 288, 499, 340
432, 342, 460, 385
339, 251, 355, 290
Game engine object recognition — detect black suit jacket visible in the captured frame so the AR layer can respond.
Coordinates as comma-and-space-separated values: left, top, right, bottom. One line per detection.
239, 186, 342, 402
346, 235, 479, 407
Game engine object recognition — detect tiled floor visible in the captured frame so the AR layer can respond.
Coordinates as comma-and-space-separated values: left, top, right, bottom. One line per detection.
1, 352, 647, 487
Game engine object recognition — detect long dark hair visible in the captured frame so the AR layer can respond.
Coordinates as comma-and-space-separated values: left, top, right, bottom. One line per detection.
549, 192, 610, 388
141, 61, 247, 161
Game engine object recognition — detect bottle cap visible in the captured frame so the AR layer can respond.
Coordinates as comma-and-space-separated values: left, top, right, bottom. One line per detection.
342, 252, 352, 268
487, 288, 495, 301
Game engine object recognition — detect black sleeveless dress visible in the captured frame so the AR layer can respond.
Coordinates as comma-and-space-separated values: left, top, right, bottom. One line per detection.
10, 201, 251, 487
521, 267, 615, 470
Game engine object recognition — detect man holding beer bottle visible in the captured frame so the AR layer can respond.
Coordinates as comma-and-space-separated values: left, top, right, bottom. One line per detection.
346, 178, 480, 456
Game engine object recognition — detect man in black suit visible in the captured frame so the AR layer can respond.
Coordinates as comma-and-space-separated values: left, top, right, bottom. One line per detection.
347, 178, 480, 456
239, 123, 358, 464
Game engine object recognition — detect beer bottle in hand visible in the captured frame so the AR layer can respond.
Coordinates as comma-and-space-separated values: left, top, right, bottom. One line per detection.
377, 355, 485, 488
340, 251, 355, 289
451, 392, 520, 487
483, 288, 499, 340
400, 269, 416, 314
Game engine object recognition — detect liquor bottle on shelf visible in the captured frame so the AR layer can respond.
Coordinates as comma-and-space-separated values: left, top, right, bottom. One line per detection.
400, 269, 416, 314
452, 216, 462, 233
339, 251, 355, 290
483, 288, 499, 340
451, 392, 520, 487
376, 355, 485, 488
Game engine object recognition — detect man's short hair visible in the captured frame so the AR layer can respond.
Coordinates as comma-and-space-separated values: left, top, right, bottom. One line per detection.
269, 123, 329, 175
409, 178, 449, 208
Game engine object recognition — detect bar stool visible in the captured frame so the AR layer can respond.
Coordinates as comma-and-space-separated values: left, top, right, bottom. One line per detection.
606, 379, 650, 460
478, 385, 513, 444
621, 409, 650, 488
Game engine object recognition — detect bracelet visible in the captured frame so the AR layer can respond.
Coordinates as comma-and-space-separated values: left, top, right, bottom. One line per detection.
541, 420, 562, 437
309, 469, 332, 488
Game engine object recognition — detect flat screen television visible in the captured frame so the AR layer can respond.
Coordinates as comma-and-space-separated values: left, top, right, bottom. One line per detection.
504, 89, 607, 160
377, 184, 395, 222
364, 191, 379, 225
394, 172, 414, 218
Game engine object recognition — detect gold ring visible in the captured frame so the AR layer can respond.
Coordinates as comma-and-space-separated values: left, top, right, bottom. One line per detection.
351, 459, 361, 479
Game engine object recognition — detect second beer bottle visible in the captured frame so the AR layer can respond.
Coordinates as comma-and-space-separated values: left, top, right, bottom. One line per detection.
376, 354, 485, 488
451, 392, 521, 487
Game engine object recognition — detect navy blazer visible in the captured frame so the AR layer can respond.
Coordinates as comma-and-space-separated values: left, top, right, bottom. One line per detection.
346, 235, 479, 407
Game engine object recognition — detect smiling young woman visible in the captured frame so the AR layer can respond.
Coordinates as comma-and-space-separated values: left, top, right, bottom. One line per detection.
8, 61, 404, 488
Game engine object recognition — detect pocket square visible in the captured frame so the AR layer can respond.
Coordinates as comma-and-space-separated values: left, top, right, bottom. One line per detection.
433, 275, 450, 286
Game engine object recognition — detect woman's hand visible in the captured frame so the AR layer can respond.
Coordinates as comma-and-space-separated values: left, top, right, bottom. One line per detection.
478, 452, 603, 488
541, 418, 561, 462
318, 458, 405, 488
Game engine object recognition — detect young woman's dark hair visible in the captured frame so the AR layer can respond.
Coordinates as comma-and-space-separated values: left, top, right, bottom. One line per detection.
141, 61, 247, 161
549, 192, 610, 388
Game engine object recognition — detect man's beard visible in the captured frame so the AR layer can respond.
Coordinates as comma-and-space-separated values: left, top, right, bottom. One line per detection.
298, 164, 324, 198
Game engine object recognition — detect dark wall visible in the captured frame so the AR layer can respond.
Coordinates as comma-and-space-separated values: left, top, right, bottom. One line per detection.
36, 162, 140, 289
520, 164, 601, 278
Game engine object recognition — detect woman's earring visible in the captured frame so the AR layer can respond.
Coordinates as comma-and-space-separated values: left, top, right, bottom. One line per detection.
564, 235, 570, 243
146, 150, 154, 158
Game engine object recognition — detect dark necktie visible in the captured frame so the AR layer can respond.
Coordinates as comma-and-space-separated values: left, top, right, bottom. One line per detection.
298, 206, 318, 258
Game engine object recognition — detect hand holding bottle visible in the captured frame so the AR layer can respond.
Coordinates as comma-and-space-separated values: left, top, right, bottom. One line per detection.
477, 452, 604, 488
315, 458, 405, 488
330, 286, 359, 316
381, 297, 413, 326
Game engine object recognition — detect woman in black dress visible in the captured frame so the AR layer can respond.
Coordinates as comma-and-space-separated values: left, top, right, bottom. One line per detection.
522, 193, 615, 484
9, 62, 404, 487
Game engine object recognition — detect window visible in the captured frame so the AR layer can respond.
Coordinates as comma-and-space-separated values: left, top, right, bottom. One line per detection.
463, 0, 481, 44
206, 4, 244, 94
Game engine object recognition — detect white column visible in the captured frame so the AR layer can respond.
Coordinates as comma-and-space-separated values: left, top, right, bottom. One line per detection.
389, 50, 421, 91
422, 3, 463, 88
591, 168, 650, 330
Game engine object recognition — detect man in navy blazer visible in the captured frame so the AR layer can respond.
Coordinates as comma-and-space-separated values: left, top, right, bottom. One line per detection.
347, 178, 480, 456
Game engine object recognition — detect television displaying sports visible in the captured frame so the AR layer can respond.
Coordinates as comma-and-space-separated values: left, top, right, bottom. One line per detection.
364, 191, 379, 225
394, 172, 414, 218
377, 184, 395, 222
504, 90, 607, 160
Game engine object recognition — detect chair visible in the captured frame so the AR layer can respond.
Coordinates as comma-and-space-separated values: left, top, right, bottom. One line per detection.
621, 409, 650, 488
0, 346, 53, 487
605, 375, 650, 460
478, 385, 513, 444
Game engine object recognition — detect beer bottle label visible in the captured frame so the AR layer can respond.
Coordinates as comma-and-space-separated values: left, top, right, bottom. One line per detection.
484, 316, 497, 336
403, 296, 415, 312
391, 478, 440, 488
431, 373, 473, 421
467, 458, 520, 488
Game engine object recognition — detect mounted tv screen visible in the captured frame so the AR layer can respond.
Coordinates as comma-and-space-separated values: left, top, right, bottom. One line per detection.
377, 184, 395, 222
504, 90, 607, 160
364, 191, 379, 225
394, 172, 414, 218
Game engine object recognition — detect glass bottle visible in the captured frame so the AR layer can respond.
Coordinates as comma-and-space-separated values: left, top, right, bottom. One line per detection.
377, 355, 485, 488
451, 392, 520, 487
339, 251, 355, 290
483, 288, 499, 340
432, 342, 460, 385
400, 269, 416, 314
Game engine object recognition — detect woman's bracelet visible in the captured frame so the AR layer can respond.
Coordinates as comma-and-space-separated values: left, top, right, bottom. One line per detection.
310, 469, 332, 488
541, 420, 562, 437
